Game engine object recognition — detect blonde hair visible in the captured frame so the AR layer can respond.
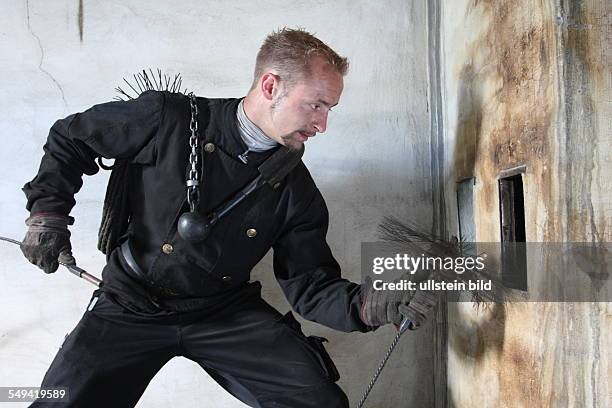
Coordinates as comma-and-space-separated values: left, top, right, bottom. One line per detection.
251, 27, 349, 90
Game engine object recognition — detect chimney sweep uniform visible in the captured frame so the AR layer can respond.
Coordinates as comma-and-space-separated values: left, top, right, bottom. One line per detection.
23, 91, 370, 408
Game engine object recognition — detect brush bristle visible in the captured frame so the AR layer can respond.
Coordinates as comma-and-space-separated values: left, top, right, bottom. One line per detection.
377, 216, 522, 307
114, 68, 188, 101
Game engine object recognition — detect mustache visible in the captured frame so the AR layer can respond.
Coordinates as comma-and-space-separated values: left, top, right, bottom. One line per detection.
297, 130, 316, 137
280, 133, 309, 151
281, 131, 314, 141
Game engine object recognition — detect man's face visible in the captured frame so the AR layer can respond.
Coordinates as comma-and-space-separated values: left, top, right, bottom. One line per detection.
267, 59, 344, 150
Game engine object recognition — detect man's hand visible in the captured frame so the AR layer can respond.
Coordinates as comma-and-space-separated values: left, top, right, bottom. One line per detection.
398, 289, 438, 330
20, 213, 75, 274
360, 276, 438, 328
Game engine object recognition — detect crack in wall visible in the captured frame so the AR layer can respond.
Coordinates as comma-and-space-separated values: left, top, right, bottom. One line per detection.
26, 0, 68, 109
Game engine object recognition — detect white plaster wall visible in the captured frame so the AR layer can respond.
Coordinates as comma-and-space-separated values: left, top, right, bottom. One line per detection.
0, 1, 435, 406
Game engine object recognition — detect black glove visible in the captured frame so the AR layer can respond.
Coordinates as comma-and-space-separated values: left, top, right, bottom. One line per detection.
360, 276, 438, 328
20, 213, 75, 274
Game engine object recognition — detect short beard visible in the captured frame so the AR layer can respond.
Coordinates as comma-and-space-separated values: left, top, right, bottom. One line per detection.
280, 133, 303, 152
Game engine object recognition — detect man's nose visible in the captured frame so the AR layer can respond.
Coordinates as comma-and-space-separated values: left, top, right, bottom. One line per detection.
312, 112, 329, 133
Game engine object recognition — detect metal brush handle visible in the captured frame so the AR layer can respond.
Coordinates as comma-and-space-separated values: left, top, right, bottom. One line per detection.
356, 317, 412, 408
0, 235, 102, 287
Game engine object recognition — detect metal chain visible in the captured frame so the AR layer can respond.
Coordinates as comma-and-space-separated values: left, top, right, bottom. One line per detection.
186, 92, 200, 212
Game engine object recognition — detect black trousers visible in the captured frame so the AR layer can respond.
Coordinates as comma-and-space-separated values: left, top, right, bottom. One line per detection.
30, 289, 348, 408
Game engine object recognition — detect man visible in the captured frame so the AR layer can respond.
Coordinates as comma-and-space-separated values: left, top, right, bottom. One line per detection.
21, 28, 424, 407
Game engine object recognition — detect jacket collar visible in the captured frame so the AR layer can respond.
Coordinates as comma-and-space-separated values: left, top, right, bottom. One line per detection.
204, 97, 278, 167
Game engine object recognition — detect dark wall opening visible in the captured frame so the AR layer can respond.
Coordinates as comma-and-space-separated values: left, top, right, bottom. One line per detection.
499, 173, 527, 290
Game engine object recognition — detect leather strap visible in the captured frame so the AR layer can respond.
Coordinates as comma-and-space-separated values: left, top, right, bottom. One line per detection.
120, 240, 146, 280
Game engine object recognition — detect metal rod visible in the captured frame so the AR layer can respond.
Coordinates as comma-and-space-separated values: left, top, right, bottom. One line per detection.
0, 236, 21, 246
0, 236, 102, 287
356, 317, 412, 408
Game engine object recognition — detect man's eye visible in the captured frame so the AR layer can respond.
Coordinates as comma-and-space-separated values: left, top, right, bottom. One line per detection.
311, 104, 320, 111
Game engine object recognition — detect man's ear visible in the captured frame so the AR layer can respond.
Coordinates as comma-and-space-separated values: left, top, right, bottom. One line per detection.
260, 73, 280, 101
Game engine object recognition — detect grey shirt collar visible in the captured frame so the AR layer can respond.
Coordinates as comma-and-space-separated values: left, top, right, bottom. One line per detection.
236, 99, 278, 152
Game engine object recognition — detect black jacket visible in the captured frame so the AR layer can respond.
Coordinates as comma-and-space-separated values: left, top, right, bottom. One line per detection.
23, 91, 370, 332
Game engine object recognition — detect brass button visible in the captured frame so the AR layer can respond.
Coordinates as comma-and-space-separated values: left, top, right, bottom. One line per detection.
161, 243, 174, 254
246, 228, 257, 238
222, 275, 232, 283
204, 143, 216, 153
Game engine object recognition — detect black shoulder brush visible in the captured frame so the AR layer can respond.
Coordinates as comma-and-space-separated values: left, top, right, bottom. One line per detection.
114, 68, 188, 101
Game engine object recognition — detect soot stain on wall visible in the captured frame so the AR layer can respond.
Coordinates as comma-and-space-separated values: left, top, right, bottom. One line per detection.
449, 1, 608, 406
452, 0, 557, 239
